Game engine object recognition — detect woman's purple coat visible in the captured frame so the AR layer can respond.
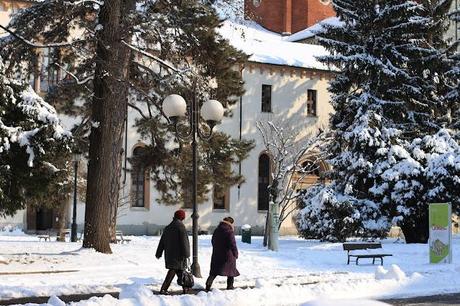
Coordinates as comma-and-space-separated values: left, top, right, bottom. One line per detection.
209, 221, 240, 277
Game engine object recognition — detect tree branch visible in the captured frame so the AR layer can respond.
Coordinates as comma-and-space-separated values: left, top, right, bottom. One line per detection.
54, 63, 94, 85
128, 102, 148, 120
64, 0, 104, 6
122, 40, 185, 74
0, 25, 85, 49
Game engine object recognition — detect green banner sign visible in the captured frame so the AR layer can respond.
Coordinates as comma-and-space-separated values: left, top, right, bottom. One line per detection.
429, 203, 452, 264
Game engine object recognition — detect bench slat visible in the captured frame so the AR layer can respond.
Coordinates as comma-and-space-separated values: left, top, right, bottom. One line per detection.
343, 242, 382, 251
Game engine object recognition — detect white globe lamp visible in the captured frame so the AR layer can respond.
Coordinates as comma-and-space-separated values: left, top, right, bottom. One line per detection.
162, 94, 187, 119
201, 99, 224, 124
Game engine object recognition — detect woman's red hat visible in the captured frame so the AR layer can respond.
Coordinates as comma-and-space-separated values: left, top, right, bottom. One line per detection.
174, 209, 186, 220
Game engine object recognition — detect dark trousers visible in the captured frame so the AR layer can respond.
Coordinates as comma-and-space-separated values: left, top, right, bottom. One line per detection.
205, 275, 234, 291
160, 269, 184, 292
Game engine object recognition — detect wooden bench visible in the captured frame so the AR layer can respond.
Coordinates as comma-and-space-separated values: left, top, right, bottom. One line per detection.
37, 232, 51, 242
343, 242, 392, 265
58, 229, 83, 242
115, 231, 131, 244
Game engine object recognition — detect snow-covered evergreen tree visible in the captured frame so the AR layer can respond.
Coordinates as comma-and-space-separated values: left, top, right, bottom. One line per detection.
297, 0, 459, 242
0, 58, 72, 216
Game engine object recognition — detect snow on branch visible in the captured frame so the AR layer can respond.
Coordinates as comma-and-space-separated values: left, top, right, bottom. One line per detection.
0, 25, 85, 49
256, 119, 332, 227
54, 63, 94, 86
122, 40, 184, 74
64, 0, 104, 6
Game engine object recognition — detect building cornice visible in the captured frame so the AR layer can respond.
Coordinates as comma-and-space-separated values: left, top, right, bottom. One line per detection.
241, 61, 334, 80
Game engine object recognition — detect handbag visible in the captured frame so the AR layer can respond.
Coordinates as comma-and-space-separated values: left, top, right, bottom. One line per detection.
178, 259, 194, 288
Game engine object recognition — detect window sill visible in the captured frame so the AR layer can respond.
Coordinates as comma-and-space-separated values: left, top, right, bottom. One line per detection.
258, 210, 268, 213
130, 207, 149, 211
212, 208, 229, 212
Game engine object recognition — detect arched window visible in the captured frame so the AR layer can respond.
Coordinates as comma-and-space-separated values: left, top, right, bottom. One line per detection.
301, 160, 321, 177
131, 146, 149, 208
258, 153, 271, 211
296, 157, 329, 187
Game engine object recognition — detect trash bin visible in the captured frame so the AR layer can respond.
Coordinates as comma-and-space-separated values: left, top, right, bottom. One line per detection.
241, 224, 251, 244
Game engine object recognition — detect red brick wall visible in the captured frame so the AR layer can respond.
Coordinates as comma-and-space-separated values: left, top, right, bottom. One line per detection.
305, 0, 336, 30
244, 0, 336, 34
292, 0, 309, 34
245, 0, 285, 33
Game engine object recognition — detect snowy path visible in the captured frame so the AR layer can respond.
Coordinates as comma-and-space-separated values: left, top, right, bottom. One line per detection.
1, 233, 460, 305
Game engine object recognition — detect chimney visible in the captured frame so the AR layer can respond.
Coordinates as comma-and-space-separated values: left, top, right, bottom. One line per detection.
244, 0, 335, 35
282, 0, 292, 36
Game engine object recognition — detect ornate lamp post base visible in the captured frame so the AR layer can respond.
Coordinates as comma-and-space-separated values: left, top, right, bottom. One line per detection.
191, 262, 202, 278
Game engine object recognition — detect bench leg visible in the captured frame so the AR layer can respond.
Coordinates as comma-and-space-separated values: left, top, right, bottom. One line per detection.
347, 256, 350, 265
380, 257, 383, 265
356, 258, 359, 265
372, 258, 375, 265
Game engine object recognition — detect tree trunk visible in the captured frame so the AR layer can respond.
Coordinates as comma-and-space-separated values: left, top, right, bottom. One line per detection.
56, 198, 68, 242
400, 213, 429, 244
108, 145, 125, 243
82, 0, 131, 253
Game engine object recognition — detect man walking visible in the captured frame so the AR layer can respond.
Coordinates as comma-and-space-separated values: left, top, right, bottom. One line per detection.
156, 209, 190, 294
206, 216, 240, 291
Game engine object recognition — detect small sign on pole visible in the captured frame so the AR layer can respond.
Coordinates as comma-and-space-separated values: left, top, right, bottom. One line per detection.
429, 203, 452, 264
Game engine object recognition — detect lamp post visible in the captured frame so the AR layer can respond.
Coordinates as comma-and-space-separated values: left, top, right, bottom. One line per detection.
162, 91, 224, 278
71, 152, 82, 242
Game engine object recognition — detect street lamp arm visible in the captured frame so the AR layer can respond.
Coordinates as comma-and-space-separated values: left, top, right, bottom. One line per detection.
197, 124, 215, 141
172, 120, 193, 141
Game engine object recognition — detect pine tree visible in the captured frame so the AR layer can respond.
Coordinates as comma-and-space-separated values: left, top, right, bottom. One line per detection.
0, 58, 72, 216
0, 0, 251, 252
297, 0, 459, 242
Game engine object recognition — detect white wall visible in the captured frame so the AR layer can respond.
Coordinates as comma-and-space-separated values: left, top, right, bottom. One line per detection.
0, 210, 26, 229
117, 63, 333, 235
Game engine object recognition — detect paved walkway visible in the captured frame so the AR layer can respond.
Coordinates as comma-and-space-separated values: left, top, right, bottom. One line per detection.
383, 293, 460, 306
2, 289, 460, 305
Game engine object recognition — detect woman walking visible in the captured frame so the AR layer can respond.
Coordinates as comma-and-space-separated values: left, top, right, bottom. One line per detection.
206, 216, 239, 291
156, 209, 190, 294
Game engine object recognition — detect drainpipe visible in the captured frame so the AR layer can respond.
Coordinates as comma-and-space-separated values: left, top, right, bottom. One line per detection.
123, 99, 128, 185
238, 64, 245, 200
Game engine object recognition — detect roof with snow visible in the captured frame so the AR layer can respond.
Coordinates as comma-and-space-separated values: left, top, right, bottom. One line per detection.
218, 20, 332, 71
285, 17, 342, 42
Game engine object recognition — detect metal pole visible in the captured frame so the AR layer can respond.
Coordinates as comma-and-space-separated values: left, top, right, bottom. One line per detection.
191, 82, 202, 278
71, 160, 78, 242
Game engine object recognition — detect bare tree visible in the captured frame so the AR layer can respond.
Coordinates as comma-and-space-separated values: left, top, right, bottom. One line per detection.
256, 120, 331, 251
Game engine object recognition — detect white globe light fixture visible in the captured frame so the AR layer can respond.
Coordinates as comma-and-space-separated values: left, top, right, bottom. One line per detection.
201, 99, 224, 124
162, 94, 187, 119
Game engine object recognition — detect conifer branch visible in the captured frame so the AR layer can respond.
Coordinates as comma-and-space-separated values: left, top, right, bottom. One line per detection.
127, 103, 148, 120
64, 0, 104, 6
121, 40, 184, 73
0, 25, 85, 49
54, 63, 94, 85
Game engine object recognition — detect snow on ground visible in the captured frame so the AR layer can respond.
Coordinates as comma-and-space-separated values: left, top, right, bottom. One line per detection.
0, 232, 460, 305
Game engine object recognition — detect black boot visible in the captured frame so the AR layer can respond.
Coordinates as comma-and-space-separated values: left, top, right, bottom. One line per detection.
160, 270, 176, 294
227, 276, 235, 290
206, 275, 216, 292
